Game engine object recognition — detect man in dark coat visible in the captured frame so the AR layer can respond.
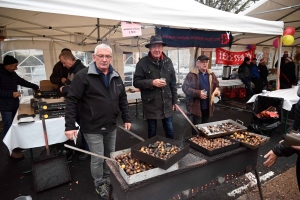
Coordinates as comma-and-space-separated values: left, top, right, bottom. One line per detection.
64, 44, 131, 199
264, 87, 300, 191
0, 55, 39, 158
258, 59, 269, 89
280, 57, 296, 89
182, 55, 220, 135
50, 48, 71, 89
274, 51, 289, 68
238, 57, 254, 97
133, 35, 177, 139
57, 50, 89, 160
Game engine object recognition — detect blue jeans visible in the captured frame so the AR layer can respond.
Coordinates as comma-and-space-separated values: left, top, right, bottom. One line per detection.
83, 129, 116, 187
147, 116, 174, 139
1, 110, 17, 136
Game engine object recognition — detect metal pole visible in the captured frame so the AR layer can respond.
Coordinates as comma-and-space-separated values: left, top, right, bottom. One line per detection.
276, 36, 282, 90
97, 18, 100, 43
177, 48, 180, 83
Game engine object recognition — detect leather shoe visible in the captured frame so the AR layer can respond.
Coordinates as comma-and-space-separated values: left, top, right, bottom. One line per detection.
11, 151, 24, 159
78, 153, 89, 161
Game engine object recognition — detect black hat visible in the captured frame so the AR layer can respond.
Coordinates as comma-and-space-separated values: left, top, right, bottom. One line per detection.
145, 35, 167, 48
252, 57, 257, 61
3, 55, 18, 66
197, 55, 209, 61
244, 57, 250, 62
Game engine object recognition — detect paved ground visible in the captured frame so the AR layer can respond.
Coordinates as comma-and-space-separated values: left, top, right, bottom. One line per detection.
0, 98, 298, 200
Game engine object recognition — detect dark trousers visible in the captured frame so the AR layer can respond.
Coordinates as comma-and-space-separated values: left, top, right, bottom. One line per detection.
147, 116, 174, 139
191, 109, 209, 135
251, 78, 263, 94
1, 110, 17, 136
241, 78, 254, 97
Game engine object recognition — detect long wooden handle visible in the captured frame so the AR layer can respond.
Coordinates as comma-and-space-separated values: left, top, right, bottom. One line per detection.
64, 144, 117, 162
118, 125, 145, 142
175, 104, 200, 135
42, 118, 50, 157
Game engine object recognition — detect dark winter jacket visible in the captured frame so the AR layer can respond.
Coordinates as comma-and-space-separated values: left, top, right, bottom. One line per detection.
258, 64, 268, 79
133, 52, 177, 119
0, 64, 39, 112
280, 62, 296, 86
50, 61, 69, 88
65, 63, 131, 133
61, 60, 86, 95
182, 68, 219, 117
272, 141, 300, 191
238, 62, 251, 80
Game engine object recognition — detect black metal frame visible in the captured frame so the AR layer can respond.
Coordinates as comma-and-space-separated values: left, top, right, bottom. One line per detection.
107, 147, 264, 200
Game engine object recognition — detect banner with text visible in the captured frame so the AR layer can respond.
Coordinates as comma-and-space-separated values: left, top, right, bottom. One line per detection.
156, 27, 233, 48
216, 48, 254, 65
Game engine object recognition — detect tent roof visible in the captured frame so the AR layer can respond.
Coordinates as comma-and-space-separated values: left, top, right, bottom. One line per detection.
235, 0, 300, 47
0, 0, 284, 48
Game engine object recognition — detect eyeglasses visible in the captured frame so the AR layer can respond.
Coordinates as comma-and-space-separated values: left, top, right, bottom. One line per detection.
95, 54, 112, 59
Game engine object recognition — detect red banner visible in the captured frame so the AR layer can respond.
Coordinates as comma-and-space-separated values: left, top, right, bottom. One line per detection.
216, 48, 254, 65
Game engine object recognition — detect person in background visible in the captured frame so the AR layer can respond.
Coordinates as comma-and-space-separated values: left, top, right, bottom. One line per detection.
258, 59, 269, 90
64, 44, 131, 199
280, 57, 296, 89
264, 87, 300, 191
50, 48, 71, 90
250, 57, 262, 94
133, 35, 177, 139
182, 55, 220, 135
58, 50, 89, 161
238, 57, 254, 98
275, 51, 289, 68
0, 55, 39, 158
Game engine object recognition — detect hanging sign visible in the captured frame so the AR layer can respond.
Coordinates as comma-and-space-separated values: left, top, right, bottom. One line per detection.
156, 27, 233, 48
121, 21, 142, 37
216, 48, 254, 65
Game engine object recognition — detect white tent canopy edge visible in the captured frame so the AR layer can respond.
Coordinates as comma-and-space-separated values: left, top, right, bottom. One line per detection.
0, 0, 284, 35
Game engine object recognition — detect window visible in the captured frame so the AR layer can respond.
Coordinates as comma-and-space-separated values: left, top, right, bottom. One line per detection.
2, 50, 46, 96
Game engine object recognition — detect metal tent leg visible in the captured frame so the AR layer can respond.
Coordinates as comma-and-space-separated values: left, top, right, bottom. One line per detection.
254, 169, 264, 200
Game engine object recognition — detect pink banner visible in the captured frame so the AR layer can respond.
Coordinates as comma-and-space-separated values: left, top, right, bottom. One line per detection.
216, 48, 254, 65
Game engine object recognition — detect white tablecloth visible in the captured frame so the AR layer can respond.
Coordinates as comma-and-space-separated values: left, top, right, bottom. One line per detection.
3, 113, 68, 154
246, 86, 299, 111
217, 75, 277, 87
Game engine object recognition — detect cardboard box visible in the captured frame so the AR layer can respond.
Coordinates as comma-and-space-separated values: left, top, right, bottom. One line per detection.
40, 80, 58, 91
39, 110, 65, 119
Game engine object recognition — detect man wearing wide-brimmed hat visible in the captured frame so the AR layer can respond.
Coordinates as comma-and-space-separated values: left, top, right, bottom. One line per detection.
133, 34, 177, 139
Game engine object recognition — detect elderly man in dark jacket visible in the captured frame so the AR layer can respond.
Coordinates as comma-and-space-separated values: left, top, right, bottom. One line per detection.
264, 86, 300, 191
238, 57, 254, 97
133, 35, 177, 139
182, 55, 220, 135
64, 44, 131, 199
0, 55, 39, 158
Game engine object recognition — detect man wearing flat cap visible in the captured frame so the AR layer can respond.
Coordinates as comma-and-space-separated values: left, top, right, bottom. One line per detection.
134, 34, 177, 139
0, 55, 39, 158
182, 55, 220, 135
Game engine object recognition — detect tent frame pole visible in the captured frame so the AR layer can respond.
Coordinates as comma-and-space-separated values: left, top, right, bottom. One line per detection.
276, 35, 283, 90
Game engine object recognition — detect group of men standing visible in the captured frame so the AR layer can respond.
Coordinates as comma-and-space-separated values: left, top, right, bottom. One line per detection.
59, 35, 220, 198
1, 34, 220, 199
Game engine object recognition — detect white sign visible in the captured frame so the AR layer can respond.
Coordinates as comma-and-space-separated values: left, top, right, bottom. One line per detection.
121, 21, 142, 37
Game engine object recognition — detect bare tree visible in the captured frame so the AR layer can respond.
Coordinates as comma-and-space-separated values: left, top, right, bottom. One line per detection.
195, 0, 259, 13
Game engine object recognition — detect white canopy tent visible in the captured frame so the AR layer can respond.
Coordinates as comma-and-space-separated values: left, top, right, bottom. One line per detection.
0, 0, 284, 79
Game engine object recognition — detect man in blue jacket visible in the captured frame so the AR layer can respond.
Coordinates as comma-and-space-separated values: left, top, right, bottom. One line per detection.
0, 55, 39, 158
64, 44, 131, 199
